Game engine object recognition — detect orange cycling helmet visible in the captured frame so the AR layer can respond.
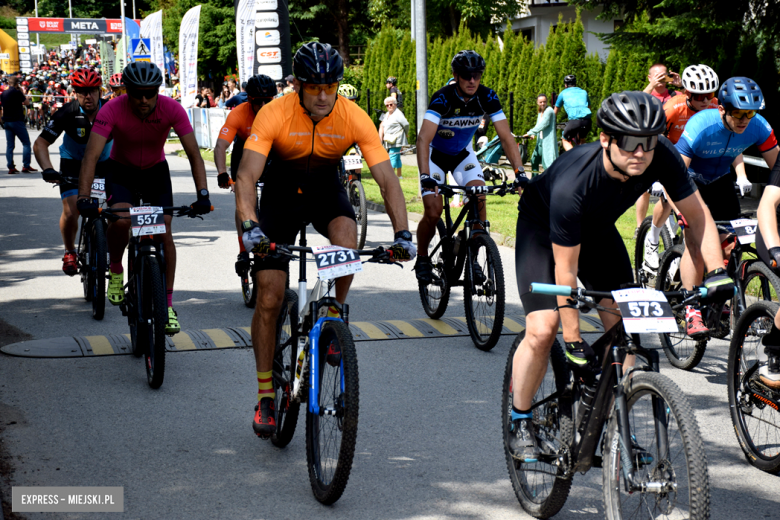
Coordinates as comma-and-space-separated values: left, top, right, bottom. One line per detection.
109, 73, 124, 88
71, 68, 102, 88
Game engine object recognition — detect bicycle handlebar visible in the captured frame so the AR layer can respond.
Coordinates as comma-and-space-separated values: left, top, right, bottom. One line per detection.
529, 282, 708, 300
270, 244, 401, 265
438, 182, 519, 197
99, 205, 214, 220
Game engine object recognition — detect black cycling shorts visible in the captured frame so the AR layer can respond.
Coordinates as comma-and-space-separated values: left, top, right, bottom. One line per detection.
515, 214, 633, 314
59, 158, 111, 199
562, 117, 592, 142
105, 159, 174, 213
696, 171, 740, 223
252, 168, 356, 273
230, 137, 245, 182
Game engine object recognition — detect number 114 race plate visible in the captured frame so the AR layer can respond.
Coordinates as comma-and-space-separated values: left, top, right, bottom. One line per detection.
611, 288, 677, 333
313, 245, 363, 280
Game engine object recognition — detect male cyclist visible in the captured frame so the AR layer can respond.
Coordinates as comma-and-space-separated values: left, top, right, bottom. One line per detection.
235, 42, 415, 438
554, 74, 591, 151
508, 91, 732, 462
415, 50, 525, 284
214, 74, 276, 276
642, 64, 723, 272
105, 73, 124, 100
385, 76, 402, 109
33, 68, 113, 276
76, 62, 211, 334
676, 77, 778, 337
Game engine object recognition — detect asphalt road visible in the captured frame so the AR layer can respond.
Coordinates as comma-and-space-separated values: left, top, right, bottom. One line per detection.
1, 127, 778, 519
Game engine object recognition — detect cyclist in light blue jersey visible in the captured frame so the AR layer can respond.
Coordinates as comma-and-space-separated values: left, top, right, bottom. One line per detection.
554, 74, 592, 151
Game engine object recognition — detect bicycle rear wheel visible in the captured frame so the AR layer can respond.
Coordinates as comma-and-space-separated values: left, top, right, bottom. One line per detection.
634, 216, 673, 288
79, 219, 92, 302
350, 180, 368, 250
418, 219, 451, 319
305, 320, 359, 504
742, 261, 780, 308
727, 300, 780, 472
271, 289, 300, 448
503, 332, 573, 519
90, 219, 107, 321
141, 256, 168, 389
656, 244, 708, 370
464, 233, 505, 351
602, 371, 710, 520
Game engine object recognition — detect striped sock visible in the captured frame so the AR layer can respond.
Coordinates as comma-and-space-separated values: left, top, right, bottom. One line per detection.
326, 305, 340, 318
257, 370, 274, 402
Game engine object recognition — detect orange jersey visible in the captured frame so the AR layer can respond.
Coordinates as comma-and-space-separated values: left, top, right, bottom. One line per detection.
663, 96, 719, 144
244, 93, 388, 171
218, 102, 255, 143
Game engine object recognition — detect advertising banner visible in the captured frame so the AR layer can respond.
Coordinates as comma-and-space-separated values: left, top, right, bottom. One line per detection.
21, 18, 140, 34
13, 18, 30, 72
140, 10, 165, 77
99, 41, 115, 86
179, 5, 202, 109
235, 0, 256, 88
0, 29, 20, 73
252, 0, 291, 80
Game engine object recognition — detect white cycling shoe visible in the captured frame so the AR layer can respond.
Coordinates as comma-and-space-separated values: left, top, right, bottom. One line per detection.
643, 239, 660, 272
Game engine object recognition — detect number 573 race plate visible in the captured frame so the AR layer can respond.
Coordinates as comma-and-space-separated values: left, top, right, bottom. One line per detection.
611, 288, 677, 333
312, 245, 363, 280
129, 206, 165, 236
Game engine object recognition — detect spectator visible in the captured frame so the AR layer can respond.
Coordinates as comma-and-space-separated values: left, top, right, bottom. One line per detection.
643, 63, 683, 103
378, 96, 409, 180
225, 82, 248, 108
227, 79, 239, 97
285, 74, 295, 90
1, 76, 36, 174
282, 86, 294, 95
171, 76, 181, 101
523, 93, 558, 175
217, 84, 231, 108
385, 76, 403, 109
276, 81, 284, 97
202, 87, 216, 108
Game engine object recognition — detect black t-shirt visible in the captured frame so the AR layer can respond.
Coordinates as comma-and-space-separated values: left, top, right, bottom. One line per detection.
0, 87, 27, 122
389, 86, 403, 109
518, 137, 697, 247
40, 99, 109, 150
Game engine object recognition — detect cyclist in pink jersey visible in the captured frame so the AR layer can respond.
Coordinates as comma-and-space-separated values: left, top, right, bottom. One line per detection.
76, 62, 211, 334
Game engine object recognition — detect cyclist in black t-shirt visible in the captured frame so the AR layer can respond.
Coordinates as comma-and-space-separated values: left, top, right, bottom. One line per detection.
507, 91, 734, 462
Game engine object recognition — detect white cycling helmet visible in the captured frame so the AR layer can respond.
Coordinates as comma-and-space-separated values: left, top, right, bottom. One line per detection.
682, 64, 719, 94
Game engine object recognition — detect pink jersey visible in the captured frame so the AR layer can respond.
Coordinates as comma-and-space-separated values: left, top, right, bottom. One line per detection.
92, 95, 193, 170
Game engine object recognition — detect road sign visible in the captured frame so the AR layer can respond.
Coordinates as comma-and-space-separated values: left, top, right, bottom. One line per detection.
131, 38, 151, 62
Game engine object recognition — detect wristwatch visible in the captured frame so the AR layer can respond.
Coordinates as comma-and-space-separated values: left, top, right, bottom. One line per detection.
394, 230, 412, 241
241, 220, 259, 232
198, 188, 209, 199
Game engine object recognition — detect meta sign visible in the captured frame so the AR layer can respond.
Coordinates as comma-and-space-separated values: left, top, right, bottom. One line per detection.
20, 17, 141, 34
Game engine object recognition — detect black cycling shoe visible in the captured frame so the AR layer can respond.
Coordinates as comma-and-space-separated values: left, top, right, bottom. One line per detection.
253, 398, 276, 438
326, 341, 342, 367
235, 251, 250, 276
414, 255, 434, 285
507, 418, 539, 463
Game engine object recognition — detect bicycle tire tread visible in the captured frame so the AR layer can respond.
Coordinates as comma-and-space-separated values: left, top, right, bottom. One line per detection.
464, 233, 505, 351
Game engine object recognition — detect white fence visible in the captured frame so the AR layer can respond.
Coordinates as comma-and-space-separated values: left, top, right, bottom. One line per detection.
183, 108, 229, 149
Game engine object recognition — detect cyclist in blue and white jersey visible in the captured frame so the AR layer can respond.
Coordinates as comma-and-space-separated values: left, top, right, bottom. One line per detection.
676, 76, 779, 337
554, 74, 591, 151
414, 50, 525, 283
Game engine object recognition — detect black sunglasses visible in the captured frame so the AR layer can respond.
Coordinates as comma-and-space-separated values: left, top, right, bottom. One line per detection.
611, 134, 659, 153
74, 87, 99, 95
128, 89, 158, 100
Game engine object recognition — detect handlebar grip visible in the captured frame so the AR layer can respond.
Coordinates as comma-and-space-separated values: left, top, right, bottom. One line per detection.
773, 260, 778, 269
697, 287, 708, 298
529, 283, 574, 296
269, 243, 276, 252
210, 205, 214, 211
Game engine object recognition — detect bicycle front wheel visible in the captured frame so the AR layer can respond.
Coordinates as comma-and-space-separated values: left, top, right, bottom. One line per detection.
271, 289, 300, 448
656, 244, 708, 370
503, 332, 573, 519
141, 256, 168, 389
305, 320, 359, 505
418, 219, 451, 319
90, 219, 107, 321
602, 371, 710, 520
634, 216, 673, 288
350, 180, 368, 250
727, 300, 780, 472
464, 233, 505, 351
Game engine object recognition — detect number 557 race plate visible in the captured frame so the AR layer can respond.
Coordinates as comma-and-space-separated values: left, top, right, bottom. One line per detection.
312, 245, 363, 280
611, 288, 677, 333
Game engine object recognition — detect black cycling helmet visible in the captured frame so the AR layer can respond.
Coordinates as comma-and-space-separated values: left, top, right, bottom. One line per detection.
386, 76, 397, 85
598, 91, 666, 136
122, 61, 163, 89
246, 74, 276, 99
564, 74, 576, 86
451, 50, 486, 76
293, 42, 344, 84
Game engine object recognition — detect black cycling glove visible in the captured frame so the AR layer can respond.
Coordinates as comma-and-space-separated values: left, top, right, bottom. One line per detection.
768, 247, 780, 269
217, 172, 231, 189
42, 168, 60, 183
191, 190, 212, 215
565, 339, 600, 375
419, 173, 439, 192
703, 268, 735, 303
77, 198, 99, 219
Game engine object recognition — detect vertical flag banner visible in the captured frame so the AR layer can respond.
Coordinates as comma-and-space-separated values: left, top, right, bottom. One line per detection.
99, 40, 115, 86
253, 0, 292, 81
124, 17, 141, 63
140, 10, 164, 78
235, 0, 257, 87
115, 38, 127, 75
179, 5, 202, 108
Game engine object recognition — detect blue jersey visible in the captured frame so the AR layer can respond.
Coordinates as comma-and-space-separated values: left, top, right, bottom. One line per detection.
40, 99, 112, 162
555, 87, 591, 120
676, 109, 777, 184
424, 84, 505, 154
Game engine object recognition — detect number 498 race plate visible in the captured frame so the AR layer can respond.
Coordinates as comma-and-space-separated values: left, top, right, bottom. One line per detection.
611, 288, 677, 333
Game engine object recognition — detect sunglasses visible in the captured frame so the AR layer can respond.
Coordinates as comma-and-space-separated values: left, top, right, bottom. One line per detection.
74, 87, 99, 95
459, 72, 482, 82
690, 92, 715, 102
611, 134, 659, 153
385, 104, 395, 107
729, 109, 757, 120
301, 82, 339, 96
128, 89, 158, 100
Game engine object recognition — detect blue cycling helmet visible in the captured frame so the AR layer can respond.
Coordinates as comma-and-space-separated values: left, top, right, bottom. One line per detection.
719, 77, 765, 111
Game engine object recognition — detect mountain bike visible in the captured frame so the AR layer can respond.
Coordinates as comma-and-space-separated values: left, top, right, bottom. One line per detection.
727, 300, 780, 473
476, 134, 526, 182
419, 180, 517, 351
241, 180, 264, 308
102, 203, 211, 389
60, 175, 109, 320
655, 216, 780, 370
634, 213, 681, 289
339, 148, 368, 250
265, 224, 400, 504
503, 283, 710, 519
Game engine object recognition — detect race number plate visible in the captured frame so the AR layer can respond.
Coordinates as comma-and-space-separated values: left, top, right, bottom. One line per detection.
313, 245, 363, 280
730, 218, 758, 245
90, 178, 106, 200
343, 155, 362, 170
33, 103, 41, 108
611, 288, 677, 333
130, 207, 165, 236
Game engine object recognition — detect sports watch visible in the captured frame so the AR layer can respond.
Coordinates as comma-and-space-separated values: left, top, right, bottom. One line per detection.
241, 220, 259, 232
394, 230, 412, 241
198, 189, 209, 199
